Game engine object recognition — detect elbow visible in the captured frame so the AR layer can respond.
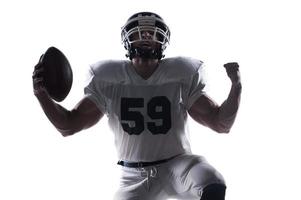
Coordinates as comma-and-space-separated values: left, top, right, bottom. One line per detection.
214, 123, 231, 134
57, 128, 76, 137
216, 128, 230, 134
212, 116, 235, 134
61, 132, 74, 137
208, 124, 230, 134
54, 111, 81, 137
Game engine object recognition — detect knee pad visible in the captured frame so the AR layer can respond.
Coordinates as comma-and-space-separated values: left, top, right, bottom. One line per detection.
200, 183, 226, 200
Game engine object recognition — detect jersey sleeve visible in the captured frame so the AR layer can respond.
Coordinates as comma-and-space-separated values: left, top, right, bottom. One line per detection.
84, 66, 107, 114
184, 61, 207, 110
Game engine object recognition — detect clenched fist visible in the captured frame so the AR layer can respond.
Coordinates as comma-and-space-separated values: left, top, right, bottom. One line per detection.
224, 62, 241, 85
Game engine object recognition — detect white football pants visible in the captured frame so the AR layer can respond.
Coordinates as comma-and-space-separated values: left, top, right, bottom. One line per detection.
114, 153, 225, 200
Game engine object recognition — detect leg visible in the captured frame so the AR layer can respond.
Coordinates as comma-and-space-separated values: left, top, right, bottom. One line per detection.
114, 166, 167, 200
166, 153, 226, 200
200, 183, 226, 200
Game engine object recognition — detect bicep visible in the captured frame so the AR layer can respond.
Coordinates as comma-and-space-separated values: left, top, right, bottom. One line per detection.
188, 94, 219, 128
70, 96, 104, 132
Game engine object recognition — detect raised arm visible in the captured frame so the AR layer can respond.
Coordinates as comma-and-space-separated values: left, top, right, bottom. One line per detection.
188, 62, 241, 133
33, 61, 103, 137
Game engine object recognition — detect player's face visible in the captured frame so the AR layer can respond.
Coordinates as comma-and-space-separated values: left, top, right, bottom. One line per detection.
130, 30, 161, 50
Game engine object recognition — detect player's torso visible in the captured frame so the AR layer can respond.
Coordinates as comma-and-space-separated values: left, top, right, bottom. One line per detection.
91, 57, 199, 161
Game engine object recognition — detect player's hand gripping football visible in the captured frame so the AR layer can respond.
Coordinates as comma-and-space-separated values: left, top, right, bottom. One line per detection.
224, 62, 241, 86
32, 47, 73, 102
32, 54, 47, 96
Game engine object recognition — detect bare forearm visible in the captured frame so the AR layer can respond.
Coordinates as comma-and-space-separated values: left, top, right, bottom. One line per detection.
32, 57, 102, 136
216, 82, 242, 132
188, 62, 242, 133
35, 91, 73, 135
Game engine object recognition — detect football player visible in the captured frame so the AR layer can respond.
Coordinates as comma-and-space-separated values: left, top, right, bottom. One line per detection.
33, 12, 241, 200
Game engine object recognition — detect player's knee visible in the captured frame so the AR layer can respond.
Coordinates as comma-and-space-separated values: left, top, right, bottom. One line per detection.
200, 183, 226, 200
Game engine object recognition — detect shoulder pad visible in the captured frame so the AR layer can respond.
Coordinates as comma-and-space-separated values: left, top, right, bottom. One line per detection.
89, 59, 129, 83
160, 56, 204, 79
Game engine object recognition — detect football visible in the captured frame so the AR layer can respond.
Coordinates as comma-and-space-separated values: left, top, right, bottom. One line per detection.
40, 46, 73, 102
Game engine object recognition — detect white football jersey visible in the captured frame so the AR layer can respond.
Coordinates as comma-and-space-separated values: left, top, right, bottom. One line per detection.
84, 57, 206, 162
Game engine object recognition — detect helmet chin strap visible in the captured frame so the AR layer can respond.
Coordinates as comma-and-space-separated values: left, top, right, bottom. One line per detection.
128, 47, 163, 60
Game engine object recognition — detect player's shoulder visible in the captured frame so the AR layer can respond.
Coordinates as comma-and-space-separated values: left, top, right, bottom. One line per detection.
90, 59, 127, 75
160, 56, 204, 78
89, 59, 129, 82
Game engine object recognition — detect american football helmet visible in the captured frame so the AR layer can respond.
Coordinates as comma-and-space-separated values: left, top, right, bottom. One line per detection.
121, 12, 170, 60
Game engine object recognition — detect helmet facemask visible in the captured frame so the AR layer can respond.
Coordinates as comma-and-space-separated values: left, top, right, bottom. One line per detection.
121, 12, 170, 60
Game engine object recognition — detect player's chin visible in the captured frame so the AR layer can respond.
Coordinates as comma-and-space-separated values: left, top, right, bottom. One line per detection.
136, 41, 156, 48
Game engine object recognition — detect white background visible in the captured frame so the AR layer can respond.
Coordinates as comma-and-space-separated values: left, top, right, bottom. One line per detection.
1, 0, 300, 199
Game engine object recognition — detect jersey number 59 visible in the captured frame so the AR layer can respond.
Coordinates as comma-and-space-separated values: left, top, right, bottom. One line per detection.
121, 96, 171, 135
